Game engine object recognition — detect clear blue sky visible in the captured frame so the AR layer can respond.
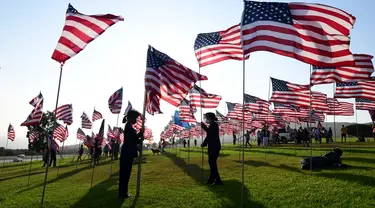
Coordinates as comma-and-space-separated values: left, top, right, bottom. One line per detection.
0, 0, 374, 149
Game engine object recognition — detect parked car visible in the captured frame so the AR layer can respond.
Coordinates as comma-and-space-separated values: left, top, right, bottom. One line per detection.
278, 129, 294, 143
17, 154, 25, 158
13, 156, 23, 162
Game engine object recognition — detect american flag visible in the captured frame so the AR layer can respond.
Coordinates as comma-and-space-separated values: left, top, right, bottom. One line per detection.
55, 104, 73, 125
189, 85, 221, 108
7, 124, 15, 141
133, 115, 147, 131
311, 91, 329, 113
241, 1, 356, 67
29, 131, 39, 143
215, 110, 228, 123
178, 99, 196, 123
92, 109, 103, 122
21, 93, 44, 126
81, 112, 92, 129
273, 103, 300, 117
226, 102, 243, 120
336, 102, 354, 116
144, 127, 153, 140
108, 88, 123, 114
326, 98, 342, 115
194, 24, 249, 67
244, 94, 269, 114
95, 119, 105, 147
270, 77, 310, 107
369, 110, 375, 122
145, 45, 207, 115
53, 124, 69, 142
107, 125, 116, 139
51, 4, 123, 63
311, 54, 374, 85
77, 128, 86, 141
49, 136, 60, 151
356, 98, 375, 111
335, 81, 375, 100
124, 101, 133, 115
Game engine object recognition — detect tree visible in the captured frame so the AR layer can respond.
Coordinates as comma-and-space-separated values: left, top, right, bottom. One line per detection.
26, 111, 58, 153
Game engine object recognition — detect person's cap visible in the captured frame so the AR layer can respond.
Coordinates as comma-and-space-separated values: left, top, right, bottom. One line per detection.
204, 112, 218, 121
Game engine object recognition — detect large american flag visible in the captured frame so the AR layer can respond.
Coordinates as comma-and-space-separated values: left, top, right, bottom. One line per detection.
273, 103, 300, 117
326, 97, 342, 115
270, 77, 310, 107
244, 93, 269, 114
226, 102, 243, 120
51, 4, 123, 63
76, 128, 86, 141
55, 104, 73, 125
241, 1, 356, 67
336, 102, 354, 116
194, 24, 249, 67
311, 91, 329, 113
81, 112, 92, 129
215, 110, 228, 123
108, 87, 123, 114
53, 124, 69, 142
7, 124, 15, 141
21, 93, 44, 126
311, 54, 374, 85
356, 98, 375, 110
92, 109, 103, 122
178, 99, 196, 123
335, 81, 375, 99
145, 45, 207, 115
189, 85, 221, 108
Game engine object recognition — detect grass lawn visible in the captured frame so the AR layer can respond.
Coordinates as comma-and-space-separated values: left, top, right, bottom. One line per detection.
1, 139, 375, 208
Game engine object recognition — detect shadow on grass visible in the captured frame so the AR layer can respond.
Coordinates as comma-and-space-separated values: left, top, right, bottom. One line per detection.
316, 172, 375, 187
179, 149, 231, 158
235, 160, 306, 174
0, 171, 44, 182
165, 152, 265, 208
344, 157, 375, 164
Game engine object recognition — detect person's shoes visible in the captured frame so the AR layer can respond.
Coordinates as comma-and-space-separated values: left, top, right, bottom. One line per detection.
210, 181, 224, 186
119, 194, 132, 199
204, 180, 214, 185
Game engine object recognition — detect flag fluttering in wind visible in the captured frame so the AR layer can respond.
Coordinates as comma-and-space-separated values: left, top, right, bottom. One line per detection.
225, 102, 243, 120
51, 4, 124, 64
194, 24, 249, 67
335, 81, 375, 100
270, 77, 310, 108
124, 101, 133, 116
81, 112, 92, 129
189, 85, 221, 108
108, 88, 123, 114
55, 104, 73, 125
311, 54, 374, 85
273, 103, 300, 117
215, 110, 228, 123
145, 45, 207, 115
369, 110, 375, 122
311, 92, 329, 113
53, 124, 69, 142
244, 94, 269, 114
29, 131, 39, 143
95, 119, 105, 146
240, 1, 356, 67
77, 128, 86, 141
356, 98, 375, 110
7, 124, 15, 141
21, 93, 44, 126
92, 109, 103, 122
178, 99, 197, 123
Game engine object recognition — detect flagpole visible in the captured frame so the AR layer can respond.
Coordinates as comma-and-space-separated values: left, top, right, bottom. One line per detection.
56, 138, 65, 176
2, 138, 9, 174
109, 113, 120, 178
27, 154, 34, 185
40, 64, 63, 208
136, 91, 147, 197
241, 56, 246, 208
188, 129, 191, 166
333, 84, 337, 143
309, 65, 313, 176
265, 78, 271, 165
89, 147, 96, 191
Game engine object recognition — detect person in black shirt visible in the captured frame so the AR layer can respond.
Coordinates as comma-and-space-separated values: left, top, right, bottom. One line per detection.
118, 110, 144, 199
77, 144, 84, 162
201, 112, 223, 186
233, 132, 237, 145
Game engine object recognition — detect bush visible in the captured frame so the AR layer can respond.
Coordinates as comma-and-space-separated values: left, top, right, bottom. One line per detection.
346, 124, 372, 138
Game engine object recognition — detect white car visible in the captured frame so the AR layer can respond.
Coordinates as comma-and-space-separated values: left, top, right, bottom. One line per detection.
17, 154, 26, 158
13, 157, 23, 162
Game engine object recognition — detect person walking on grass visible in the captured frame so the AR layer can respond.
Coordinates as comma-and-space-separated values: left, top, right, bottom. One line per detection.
194, 139, 197, 147
201, 112, 223, 186
341, 125, 347, 143
233, 132, 237, 145
118, 110, 145, 199
77, 144, 84, 162
245, 130, 252, 147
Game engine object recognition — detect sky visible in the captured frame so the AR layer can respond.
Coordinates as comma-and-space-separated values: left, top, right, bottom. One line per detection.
0, 0, 374, 149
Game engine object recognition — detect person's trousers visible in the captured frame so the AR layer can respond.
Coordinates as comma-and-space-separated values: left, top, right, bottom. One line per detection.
373, 132, 375, 140
208, 150, 221, 182
246, 140, 251, 146
118, 156, 134, 197
49, 151, 56, 167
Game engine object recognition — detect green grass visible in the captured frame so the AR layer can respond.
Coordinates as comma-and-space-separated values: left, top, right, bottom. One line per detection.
1, 140, 375, 208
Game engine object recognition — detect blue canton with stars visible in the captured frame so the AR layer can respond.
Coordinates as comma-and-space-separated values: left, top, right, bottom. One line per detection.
356, 98, 373, 103
242, 1, 293, 26
67, 4, 78, 14
226, 102, 236, 111
147, 45, 174, 69
244, 94, 260, 103
313, 66, 336, 70
194, 32, 221, 50
271, 77, 292, 91
336, 82, 358, 87
180, 99, 190, 106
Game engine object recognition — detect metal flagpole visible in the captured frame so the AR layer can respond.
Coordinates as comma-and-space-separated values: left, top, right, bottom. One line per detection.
188, 130, 190, 166
109, 113, 120, 178
27, 154, 34, 185
2, 138, 9, 174
198, 55, 205, 184
135, 91, 147, 197
72, 137, 77, 162
56, 134, 66, 176
309, 65, 313, 176
40, 64, 63, 208
333, 84, 337, 142
241, 55, 246, 208
265, 78, 271, 165
89, 147, 96, 191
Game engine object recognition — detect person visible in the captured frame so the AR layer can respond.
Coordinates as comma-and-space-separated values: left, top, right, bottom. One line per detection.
42, 143, 49, 167
114, 141, 120, 160
314, 128, 321, 143
257, 131, 261, 146
323, 128, 329, 143
372, 124, 375, 141
49, 137, 59, 167
118, 110, 144, 199
201, 112, 223, 186
94, 140, 102, 166
183, 139, 187, 148
245, 130, 251, 147
103, 143, 109, 157
187, 139, 190, 147
77, 144, 84, 162
194, 139, 197, 147
341, 125, 347, 142
232, 132, 237, 145
328, 127, 333, 142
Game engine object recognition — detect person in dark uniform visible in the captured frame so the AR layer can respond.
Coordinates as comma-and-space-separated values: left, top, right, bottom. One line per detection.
194, 139, 197, 147
42, 143, 49, 167
245, 130, 252, 147
118, 110, 144, 199
49, 137, 59, 167
201, 112, 223, 186
77, 144, 84, 162
233, 132, 237, 145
